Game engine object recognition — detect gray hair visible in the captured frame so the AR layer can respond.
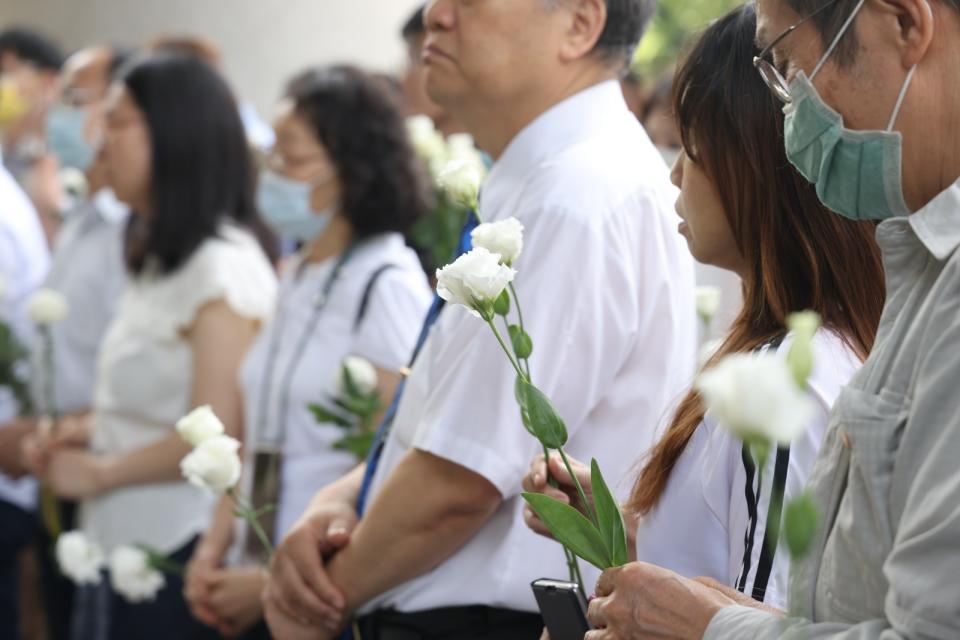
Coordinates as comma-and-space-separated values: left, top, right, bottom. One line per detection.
542, 0, 657, 67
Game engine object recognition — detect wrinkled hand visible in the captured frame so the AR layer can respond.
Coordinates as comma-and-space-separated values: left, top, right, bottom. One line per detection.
692, 576, 784, 617
585, 563, 734, 640
262, 500, 357, 634
521, 452, 593, 538
42, 449, 110, 499
184, 544, 223, 629
207, 566, 267, 637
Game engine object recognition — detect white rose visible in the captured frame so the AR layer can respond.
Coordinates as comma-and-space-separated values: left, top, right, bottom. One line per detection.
471, 217, 524, 266
446, 133, 477, 161
56, 531, 104, 586
108, 546, 165, 603
407, 115, 447, 168
175, 405, 225, 447
695, 286, 721, 322
436, 159, 482, 208
436, 247, 516, 320
180, 434, 242, 494
27, 288, 69, 325
697, 352, 814, 445
338, 356, 378, 397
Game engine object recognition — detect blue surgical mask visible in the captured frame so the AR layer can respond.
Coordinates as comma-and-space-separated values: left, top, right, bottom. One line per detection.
45, 103, 96, 171
256, 169, 334, 242
783, 0, 917, 220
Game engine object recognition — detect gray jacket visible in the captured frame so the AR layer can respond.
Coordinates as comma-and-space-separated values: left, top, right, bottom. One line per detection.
705, 180, 960, 639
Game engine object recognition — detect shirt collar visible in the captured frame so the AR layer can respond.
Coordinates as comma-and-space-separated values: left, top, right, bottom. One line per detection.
908, 177, 960, 261
480, 80, 628, 219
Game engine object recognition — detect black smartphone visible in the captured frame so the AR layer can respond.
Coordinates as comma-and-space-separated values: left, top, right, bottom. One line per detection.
531, 578, 593, 640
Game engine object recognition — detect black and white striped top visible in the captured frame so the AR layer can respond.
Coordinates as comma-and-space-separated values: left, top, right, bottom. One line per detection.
633, 329, 861, 609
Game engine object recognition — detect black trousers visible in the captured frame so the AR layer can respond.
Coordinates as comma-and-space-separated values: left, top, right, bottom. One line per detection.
0, 500, 37, 640
356, 605, 543, 640
70, 536, 220, 640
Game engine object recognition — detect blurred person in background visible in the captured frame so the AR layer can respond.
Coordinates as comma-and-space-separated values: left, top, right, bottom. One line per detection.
399, 4, 465, 137
0, 27, 65, 241
641, 76, 682, 165
24, 52, 277, 639
147, 35, 275, 154
184, 64, 432, 640
12, 42, 134, 640
0, 146, 50, 640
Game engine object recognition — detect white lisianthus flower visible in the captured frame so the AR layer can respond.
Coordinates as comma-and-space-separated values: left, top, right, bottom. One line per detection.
446, 133, 478, 161
407, 115, 447, 169
338, 356, 378, 396
697, 352, 814, 446
695, 286, 722, 323
175, 405, 225, 447
436, 247, 516, 320
436, 159, 482, 209
471, 217, 524, 266
27, 288, 69, 325
108, 546, 165, 603
180, 434, 242, 494
56, 531, 104, 586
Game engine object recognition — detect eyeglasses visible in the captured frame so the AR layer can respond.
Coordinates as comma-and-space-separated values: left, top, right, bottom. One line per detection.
753, 1, 837, 103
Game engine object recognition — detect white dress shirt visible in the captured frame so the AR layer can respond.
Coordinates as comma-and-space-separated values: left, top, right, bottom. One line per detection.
235, 233, 431, 551
634, 330, 861, 610
0, 163, 49, 511
80, 225, 277, 553
362, 80, 697, 614
31, 189, 129, 415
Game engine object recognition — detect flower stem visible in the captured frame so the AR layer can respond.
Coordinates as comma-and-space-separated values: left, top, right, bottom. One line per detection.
558, 448, 598, 529
507, 283, 532, 379
486, 321, 527, 382
228, 488, 274, 559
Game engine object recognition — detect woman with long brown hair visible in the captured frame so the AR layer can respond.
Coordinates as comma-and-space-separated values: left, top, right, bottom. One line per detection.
523, 2, 885, 610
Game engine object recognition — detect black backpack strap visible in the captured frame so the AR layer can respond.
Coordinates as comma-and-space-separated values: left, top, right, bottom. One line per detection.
353, 264, 399, 331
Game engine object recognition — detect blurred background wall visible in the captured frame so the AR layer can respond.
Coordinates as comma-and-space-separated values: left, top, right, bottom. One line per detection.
0, 0, 423, 116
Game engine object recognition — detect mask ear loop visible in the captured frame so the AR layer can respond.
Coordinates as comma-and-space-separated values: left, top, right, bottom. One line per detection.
886, 65, 917, 131
811, 0, 868, 81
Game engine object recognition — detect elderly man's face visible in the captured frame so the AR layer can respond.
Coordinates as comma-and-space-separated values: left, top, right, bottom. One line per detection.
421, 0, 572, 109
755, 0, 917, 133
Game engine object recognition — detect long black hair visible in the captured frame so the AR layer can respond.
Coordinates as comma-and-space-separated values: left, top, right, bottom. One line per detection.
120, 52, 262, 274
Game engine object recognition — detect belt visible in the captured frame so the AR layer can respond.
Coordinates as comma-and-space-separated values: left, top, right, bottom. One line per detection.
355, 605, 543, 640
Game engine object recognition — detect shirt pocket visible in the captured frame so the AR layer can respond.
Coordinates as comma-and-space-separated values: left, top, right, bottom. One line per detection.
818, 386, 910, 622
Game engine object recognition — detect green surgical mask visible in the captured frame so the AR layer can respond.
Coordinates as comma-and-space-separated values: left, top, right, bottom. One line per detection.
783, 0, 917, 220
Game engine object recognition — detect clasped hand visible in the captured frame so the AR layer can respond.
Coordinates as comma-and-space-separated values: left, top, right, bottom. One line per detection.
261, 500, 358, 639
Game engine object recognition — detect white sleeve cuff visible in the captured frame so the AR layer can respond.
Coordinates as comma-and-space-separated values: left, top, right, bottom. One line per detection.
704, 605, 783, 639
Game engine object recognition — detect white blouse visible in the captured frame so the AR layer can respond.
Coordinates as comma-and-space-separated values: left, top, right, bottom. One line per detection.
234, 233, 431, 553
80, 224, 277, 554
633, 329, 861, 610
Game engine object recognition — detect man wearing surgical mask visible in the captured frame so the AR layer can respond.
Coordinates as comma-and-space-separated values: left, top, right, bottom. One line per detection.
576, 1, 960, 638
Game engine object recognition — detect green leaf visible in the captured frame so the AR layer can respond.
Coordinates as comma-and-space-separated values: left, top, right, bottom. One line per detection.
515, 379, 567, 448
333, 432, 377, 459
590, 459, 629, 567
783, 492, 819, 559
308, 403, 354, 429
522, 493, 612, 570
493, 290, 511, 316
508, 324, 533, 360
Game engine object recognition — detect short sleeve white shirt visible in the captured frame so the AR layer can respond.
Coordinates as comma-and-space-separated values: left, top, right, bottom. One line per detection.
362, 81, 698, 614
0, 163, 49, 511
80, 225, 277, 553
634, 329, 861, 610
234, 233, 432, 552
